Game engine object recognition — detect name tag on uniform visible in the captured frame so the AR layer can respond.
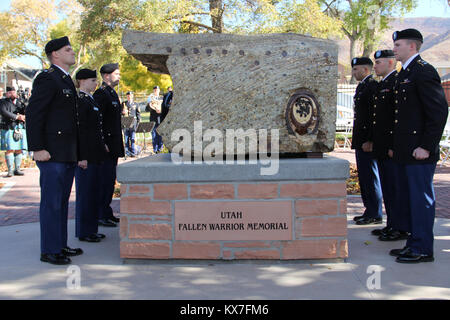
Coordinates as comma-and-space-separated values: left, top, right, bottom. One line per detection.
112, 101, 119, 107
380, 89, 390, 93
401, 79, 411, 84
93, 107, 99, 111
63, 89, 73, 95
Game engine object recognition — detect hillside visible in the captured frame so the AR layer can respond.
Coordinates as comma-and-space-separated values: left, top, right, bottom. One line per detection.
337, 17, 450, 66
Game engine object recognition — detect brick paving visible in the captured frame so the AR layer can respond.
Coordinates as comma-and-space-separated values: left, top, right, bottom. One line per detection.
0, 151, 449, 226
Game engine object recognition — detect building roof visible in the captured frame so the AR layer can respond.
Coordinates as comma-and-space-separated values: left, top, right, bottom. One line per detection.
1, 58, 41, 81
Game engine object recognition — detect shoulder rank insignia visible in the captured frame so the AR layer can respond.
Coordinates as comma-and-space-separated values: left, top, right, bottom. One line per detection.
48, 67, 54, 73
417, 59, 428, 66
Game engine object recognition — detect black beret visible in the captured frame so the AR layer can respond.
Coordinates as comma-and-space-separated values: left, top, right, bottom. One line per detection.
45, 36, 70, 55
351, 57, 373, 67
75, 69, 97, 80
374, 50, 395, 59
392, 28, 423, 43
100, 63, 119, 74
6, 86, 15, 92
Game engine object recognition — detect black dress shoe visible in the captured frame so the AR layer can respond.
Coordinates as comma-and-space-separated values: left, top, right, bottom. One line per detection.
14, 170, 24, 176
353, 215, 366, 222
356, 217, 382, 225
396, 252, 434, 264
389, 246, 411, 257
98, 219, 117, 227
94, 233, 106, 239
379, 230, 409, 241
61, 246, 83, 256
41, 253, 71, 265
109, 216, 120, 223
79, 235, 101, 242
371, 226, 392, 236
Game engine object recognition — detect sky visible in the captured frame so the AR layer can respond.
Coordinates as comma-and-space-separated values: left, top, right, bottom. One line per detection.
1, 0, 449, 68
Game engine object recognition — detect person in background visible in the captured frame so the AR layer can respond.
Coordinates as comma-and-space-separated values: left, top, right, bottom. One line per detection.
147, 85, 164, 154
123, 91, 140, 157
0, 86, 27, 177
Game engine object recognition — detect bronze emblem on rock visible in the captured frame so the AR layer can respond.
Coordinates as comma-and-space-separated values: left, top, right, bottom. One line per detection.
286, 90, 320, 136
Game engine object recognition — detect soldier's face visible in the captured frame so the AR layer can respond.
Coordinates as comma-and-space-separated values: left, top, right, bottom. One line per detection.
110, 69, 121, 87
54, 45, 76, 66
86, 78, 98, 92
393, 40, 412, 62
352, 65, 367, 81
374, 58, 390, 77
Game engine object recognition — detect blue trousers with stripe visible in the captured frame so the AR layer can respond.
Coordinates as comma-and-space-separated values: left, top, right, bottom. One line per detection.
397, 163, 436, 255
75, 163, 102, 238
36, 161, 75, 254
355, 149, 383, 219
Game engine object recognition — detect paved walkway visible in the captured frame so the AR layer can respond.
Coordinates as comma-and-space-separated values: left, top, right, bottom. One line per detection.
0, 151, 449, 300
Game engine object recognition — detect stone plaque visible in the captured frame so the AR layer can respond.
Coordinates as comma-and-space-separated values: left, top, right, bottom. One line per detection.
174, 201, 292, 240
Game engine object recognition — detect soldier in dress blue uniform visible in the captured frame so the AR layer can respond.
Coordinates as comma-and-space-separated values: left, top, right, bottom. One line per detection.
370, 50, 410, 242
93, 63, 124, 227
26, 36, 84, 265
74, 69, 108, 242
388, 29, 448, 263
350, 57, 383, 225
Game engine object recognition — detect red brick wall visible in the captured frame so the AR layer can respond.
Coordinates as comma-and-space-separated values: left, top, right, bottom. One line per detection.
119, 181, 348, 260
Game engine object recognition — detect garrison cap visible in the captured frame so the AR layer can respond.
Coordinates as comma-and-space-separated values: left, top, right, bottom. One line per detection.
45, 36, 71, 55
75, 69, 97, 80
374, 50, 395, 59
100, 63, 119, 74
153, 85, 160, 90
392, 28, 423, 43
351, 57, 373, 67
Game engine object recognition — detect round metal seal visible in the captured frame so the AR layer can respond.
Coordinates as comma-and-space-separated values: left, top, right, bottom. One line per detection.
285, 90, 320, 136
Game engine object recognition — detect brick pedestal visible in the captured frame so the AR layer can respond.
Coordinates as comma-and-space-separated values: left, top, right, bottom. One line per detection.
117, 154, 349, 261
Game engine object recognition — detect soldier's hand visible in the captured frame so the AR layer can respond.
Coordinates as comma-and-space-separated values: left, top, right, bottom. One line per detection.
78, 160, 88, 169
412, 147, 430, 160
34, 150, 51, 162
362, 141, 373, 152
388, 149, 394, 158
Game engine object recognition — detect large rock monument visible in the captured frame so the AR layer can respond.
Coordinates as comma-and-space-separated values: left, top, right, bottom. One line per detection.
118, 31, 349, 261
122, 31, 338, 155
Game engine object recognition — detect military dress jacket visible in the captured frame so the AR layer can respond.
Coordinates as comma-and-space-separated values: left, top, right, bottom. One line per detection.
93, 82, 125, 159
392, 55, 448, 164
351, 75, 378, 150
78, 91, 107, 164
371, 71, 397, 160
26, 65, 83, 162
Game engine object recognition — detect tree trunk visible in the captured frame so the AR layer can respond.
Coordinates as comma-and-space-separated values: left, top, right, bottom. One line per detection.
209, 0, 224, 33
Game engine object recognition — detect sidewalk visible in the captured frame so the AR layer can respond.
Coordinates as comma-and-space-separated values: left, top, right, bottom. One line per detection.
0, 151, 449, 299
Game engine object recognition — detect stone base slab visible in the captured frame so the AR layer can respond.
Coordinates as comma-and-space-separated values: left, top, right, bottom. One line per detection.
117, 154, 349, 260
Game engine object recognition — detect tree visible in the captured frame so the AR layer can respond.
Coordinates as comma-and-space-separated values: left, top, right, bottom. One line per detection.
275, 0, 343, 38
0, 0, 58, 67
320, 0, 418, 60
